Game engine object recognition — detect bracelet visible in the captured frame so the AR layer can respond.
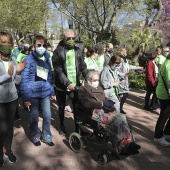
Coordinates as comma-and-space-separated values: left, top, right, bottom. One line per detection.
16, 72, 21, 75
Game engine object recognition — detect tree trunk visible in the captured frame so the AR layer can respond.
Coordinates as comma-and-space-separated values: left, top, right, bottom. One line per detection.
150, 0, 165, 26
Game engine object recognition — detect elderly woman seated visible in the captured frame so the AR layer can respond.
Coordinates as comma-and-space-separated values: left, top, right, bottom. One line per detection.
78, 70, 140, 155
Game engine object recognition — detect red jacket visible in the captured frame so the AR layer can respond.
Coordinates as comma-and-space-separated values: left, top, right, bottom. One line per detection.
145, 60, 157, 86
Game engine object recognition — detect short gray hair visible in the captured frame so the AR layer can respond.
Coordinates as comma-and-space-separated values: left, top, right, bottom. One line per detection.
85, 69, 99, 81
163, 46, 169, 51
63, 29, 74, 37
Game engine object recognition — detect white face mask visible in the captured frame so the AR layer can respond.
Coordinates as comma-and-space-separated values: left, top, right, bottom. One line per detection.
91, 81, 99, 88
165, 52, 169, 57
36, 46, 46, 55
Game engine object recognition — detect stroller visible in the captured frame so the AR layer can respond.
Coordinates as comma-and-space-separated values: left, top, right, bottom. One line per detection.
68, 90, 139, 165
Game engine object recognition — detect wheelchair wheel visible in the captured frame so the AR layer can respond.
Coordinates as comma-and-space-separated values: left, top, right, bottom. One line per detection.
96, 154, 107, 165
69, 132, 84, 153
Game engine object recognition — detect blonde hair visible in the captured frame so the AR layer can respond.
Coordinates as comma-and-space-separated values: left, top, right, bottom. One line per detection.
118, 48, 127, 56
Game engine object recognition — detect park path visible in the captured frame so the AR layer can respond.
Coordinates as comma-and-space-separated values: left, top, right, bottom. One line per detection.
1, 88, 170, 170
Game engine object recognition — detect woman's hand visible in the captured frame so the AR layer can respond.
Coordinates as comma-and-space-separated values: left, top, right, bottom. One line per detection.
125, 73, 129, 77
141, 67, 146, 73
50, 96, 56, 100
113, 81, 119, 87
16, 61, 27, 73
8, 63, 14, 76
24, 101, 31, 107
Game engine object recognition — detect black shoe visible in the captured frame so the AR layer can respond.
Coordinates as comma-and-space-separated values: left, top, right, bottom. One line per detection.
59, 126, 66, 136
121, 110, 126, 114
33, 141, 41, 146
40, 137, 55, 146
14, 114, 21, 122
42, 141, 55, 146
130, 150, 140, 155
129, 142, 141, 150
150, 106, 156, 110
0, 159, 4, 167
4, 151, 17, 163
143, 106, 153, 111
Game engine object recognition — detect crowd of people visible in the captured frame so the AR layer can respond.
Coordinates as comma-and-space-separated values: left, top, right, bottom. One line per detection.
0, 29, 170, 167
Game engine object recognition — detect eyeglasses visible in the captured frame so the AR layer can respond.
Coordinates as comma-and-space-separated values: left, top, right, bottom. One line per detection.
65, 37, 75, 41
36, 44, 46, 48
115, 62, 120, 64
90, 78, 99, 82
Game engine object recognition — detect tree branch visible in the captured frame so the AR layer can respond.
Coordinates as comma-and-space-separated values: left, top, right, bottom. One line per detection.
51, 0, 101, 34
150, 0, 165, 26
90, 0, 103, 27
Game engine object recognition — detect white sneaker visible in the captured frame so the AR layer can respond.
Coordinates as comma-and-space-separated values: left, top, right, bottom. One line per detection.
164, 135, 170, 140
154, 137, 170, 146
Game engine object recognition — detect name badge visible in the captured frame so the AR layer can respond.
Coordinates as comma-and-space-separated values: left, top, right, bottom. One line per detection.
36, 66, 49, 80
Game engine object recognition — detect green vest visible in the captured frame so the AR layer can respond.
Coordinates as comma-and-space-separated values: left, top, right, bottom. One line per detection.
66, 49, 77, 90
17, 53, 26, 63
156, 59, 170, 99
84, 57, 98, 70
96, 54, 105, 72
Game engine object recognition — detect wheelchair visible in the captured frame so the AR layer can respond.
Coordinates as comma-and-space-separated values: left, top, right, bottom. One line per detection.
68, 100, 136, 165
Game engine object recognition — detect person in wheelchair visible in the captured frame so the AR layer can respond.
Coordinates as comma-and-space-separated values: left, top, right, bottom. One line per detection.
78, 69, 141, 156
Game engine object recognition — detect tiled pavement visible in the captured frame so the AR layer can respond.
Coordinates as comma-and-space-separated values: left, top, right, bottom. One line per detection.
1, 88, 170, 170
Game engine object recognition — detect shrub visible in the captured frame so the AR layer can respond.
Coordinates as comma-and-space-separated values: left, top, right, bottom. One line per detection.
129, 70, 146, 90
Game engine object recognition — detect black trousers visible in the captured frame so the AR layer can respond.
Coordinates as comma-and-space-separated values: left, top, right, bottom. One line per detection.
0, 99, 18, 157
56, 90, 77, 128
154, 99, 170, 138
120, 93, 128, 112
144, 84, 156, 108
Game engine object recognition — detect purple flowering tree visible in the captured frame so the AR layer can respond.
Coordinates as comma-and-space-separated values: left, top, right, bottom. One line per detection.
151, 0, 170, 44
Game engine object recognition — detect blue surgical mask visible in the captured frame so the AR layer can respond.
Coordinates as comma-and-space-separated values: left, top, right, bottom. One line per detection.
47, 50, 51, 54
111, 65, 117, 71
36, 46, 46, 56
91, 81, 99, 88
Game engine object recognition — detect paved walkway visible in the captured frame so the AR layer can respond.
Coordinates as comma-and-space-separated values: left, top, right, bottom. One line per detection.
1, 89, 170, 170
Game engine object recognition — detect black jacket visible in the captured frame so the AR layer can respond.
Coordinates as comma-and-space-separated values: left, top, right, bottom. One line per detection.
52, 41, 87, 91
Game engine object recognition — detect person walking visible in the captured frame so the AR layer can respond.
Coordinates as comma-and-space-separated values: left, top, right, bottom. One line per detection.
52, 29, 87, 136
84, 47, 99, 70
154, 54, 170, 146
156, 46, 166, 72
0, 31, 26, 167
100, 55, 121, 113
117, 48, 143, 114
20, 34, 55, 146
143, 52, 158, 111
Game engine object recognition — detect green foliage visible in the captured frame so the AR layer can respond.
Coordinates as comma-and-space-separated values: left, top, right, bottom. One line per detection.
81, 35, 93, 48
129, 27, 162, 53
129, 70, 146, 90
51, 0, 144, 42
0, 0, 49, 41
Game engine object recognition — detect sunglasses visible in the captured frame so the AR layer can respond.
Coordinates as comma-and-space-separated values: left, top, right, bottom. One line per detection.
115, 62, 121, 64
164, 51, 169, 52
36, 44, 46, 48
65, 37, 75, 41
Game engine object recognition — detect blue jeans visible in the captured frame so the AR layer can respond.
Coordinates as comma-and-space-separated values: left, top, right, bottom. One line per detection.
30, 96, 52, 143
